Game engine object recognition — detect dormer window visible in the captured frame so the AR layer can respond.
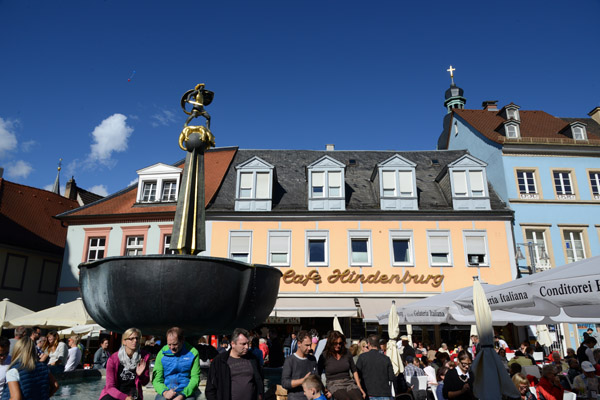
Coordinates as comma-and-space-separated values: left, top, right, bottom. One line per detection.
447, 154, 491, 210
573, 126, 585, 140
505, 123, 520, 139
307, 156, 346, 211
375, 154, 418, 210
501, 103, 520, 121
506, 108, 518, 120
235, 156, 274, 211
136, 163, 182, 204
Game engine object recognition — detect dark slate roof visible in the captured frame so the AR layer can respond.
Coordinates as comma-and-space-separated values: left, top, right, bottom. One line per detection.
208, 149, 509, 213
561, 117, 600, 138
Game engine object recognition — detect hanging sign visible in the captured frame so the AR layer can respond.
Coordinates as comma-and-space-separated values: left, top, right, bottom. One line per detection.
282, 268, 444, 288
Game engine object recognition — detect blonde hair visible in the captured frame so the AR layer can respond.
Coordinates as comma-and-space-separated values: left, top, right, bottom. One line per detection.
10, 337, 37, 371
302, 374, 324, 392
122, 327, 142, 349
69, 335, 80, 346
512, 373, 529, 387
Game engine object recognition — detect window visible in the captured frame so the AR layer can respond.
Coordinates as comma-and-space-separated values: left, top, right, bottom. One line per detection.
229, 231, 252, 263
161, 181, 177, 202
238, 172, 270, 199
268, 231, 291, 266
506, 124, 519, 138
428, 231, 452, 266
2, 254, 27, 290
306, 231, 328, 266
136, 163, 182, 203
454, 122, 459, 136
311, 171, 342, 198
348, 231, 371, 266
307, 156, 346, 211
589, 171, 600, 199
382, 170, 414, 197
39, 260, 60, 294
377, 155, 418, 210
553, 171, 574, 198
464, 232, 488, 266
234, 157, 274, 212
390, 231, 414, 266
125, 236, 144, 255
563, 230, 586, 263
141, 182, 157, 202
87, 237, 106, 261
506, 108, 518, 120
524, 229, 552, 270
516, 170, 539, 199
452, 170, 485, 197
573, 126, 585, 140
163, 235, 176, 255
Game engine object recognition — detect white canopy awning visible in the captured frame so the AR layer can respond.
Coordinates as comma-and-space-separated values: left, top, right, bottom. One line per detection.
269, 297, 359, 318
359, 298, 420, 323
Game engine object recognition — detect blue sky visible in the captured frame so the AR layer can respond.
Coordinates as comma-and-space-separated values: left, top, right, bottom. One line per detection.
1, 0, 599, 197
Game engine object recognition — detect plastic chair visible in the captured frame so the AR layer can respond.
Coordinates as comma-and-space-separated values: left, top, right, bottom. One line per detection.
409, 376, 429, 400
563, 392, 576, 400
430, 386, 439, 400
506, 352, 515, 361
533, 352, 544, 363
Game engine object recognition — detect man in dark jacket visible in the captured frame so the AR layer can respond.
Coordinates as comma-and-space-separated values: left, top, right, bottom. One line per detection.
206, 328, 264, 400
356, 334, 395, 399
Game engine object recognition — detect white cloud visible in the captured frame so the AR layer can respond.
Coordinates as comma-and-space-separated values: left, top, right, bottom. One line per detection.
21, 140, 37, 152
0, 118, 18, 158
151, 109, 177, 127
6, 160, 33, 179
129, 177, 139, 186
89, 114, 134, 166
87, 184, 109, 197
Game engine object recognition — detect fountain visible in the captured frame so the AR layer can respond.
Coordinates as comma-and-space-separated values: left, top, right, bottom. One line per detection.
78, 84, 282, 335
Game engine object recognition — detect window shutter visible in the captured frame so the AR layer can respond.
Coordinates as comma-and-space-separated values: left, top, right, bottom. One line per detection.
255, 172, 270, 199
452, 171, 467, 195
465, 236, 486, 254
429, 236, 449, 253
270, 235, 288, 253
382, 171, 396, 189
240, 172, 253, 189
230, 235, 250, 253
328, 171, 341, 187
469, 171, 484, 193
399, 171, 413, 195
312, 171, 324, 186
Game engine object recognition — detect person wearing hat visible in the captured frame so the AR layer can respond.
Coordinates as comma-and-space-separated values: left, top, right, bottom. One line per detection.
572, 361, 599, 398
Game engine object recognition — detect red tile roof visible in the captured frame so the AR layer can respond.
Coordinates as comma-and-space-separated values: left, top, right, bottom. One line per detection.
453, 109, 600, 146
0, 179, 80, 254
58, 147, 237, 222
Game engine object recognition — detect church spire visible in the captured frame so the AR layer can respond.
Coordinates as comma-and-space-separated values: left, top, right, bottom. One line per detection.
52, 158, 62, 195
444, 65, 466, 113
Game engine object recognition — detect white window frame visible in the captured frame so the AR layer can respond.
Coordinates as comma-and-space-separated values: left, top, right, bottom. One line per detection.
306, 231, 329, 267
163, 234, 176, 255
136, 163, 182, 204
563, 229, 586, 263
268, 231, 291, 267
125, 236, 144, 256
237, 171, 271, 200
463, 231, 489, 267
451, 170, 486, 197
573, 126, 586, 140
348, 230, 372, 267
427, 231, 452, 267
161, 181, 177, 202
553, 171, 574, 195
524, 229, 551, 269
506, 108, 519, 120
87, 237, 106, 262
389, 230, 414, 267
517, 170, 537, 195
589, 171, 600, 199
141, 181, 157, 202
310, 170, 343, 199
228, 231, 252, 263
380, 170, 414, 198
505, 123, 520, 139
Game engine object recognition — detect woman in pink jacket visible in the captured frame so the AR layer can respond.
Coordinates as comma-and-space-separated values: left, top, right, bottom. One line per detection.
99, 328, 150, 400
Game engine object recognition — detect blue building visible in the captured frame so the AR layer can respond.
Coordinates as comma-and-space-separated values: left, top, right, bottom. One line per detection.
437, 82, 600, 277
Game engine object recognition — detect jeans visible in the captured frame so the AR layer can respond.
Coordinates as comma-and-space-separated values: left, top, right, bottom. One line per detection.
369, 397, 393, 400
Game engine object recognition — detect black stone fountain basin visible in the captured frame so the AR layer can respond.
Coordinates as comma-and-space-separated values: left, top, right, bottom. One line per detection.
78, 255, 282, 336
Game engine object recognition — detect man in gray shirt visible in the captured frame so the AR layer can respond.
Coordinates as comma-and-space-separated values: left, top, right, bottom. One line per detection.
281, 330, 317, 400
356, 335, 395, 400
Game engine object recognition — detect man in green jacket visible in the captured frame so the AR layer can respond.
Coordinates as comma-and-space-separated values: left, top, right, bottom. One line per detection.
153, 327, 201, 400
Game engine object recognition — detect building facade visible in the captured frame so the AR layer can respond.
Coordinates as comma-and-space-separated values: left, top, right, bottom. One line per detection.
57, 147, 517, 341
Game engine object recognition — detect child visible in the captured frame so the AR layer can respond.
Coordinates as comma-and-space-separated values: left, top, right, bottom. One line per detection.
302, 374, 327, 400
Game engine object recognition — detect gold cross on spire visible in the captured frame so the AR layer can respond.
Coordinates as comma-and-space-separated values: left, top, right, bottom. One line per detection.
57, 158, 62, 171
447, 65, 456, 85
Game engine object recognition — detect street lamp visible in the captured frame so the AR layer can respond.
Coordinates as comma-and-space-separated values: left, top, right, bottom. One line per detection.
516, 241, 550, 274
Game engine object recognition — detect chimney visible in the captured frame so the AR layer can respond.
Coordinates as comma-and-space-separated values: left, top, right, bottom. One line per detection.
326, 144, 335, 151
482, 100, 498, 111
589, 107, 600, 125
65, 176, 77, 200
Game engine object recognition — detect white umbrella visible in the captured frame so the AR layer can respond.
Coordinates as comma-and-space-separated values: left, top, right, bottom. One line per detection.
386, 301, 403, 374
455, 256, 600, 319
8, 298, 94, 328
333, 315, 343, 334
536, 325, 553, 347
0, 299, 33, 329
376, 285, 546, 326
471, 279, 519, 400
58, 324, 105, 339
406, 324, 413, 346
